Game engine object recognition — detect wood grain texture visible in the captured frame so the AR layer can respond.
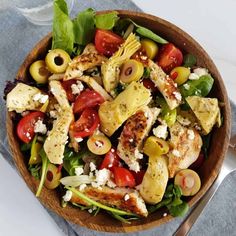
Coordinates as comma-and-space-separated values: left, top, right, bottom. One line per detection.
6, 10, 231, 233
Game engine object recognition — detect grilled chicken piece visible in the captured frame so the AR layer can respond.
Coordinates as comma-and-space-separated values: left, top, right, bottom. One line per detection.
64, 44, 107, 81
117, 106, 160, 172
70, 186, 148, 217
168, 122, 202, 177
44, 81, 74, 164
148, 60, 182, 110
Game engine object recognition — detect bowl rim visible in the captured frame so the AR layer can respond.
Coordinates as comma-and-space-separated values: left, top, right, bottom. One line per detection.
6, 9, 231, 233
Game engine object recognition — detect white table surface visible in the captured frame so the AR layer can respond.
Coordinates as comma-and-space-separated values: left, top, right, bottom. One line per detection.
0, 0, 236, 236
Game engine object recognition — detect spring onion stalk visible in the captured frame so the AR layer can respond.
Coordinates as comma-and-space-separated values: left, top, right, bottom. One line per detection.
66, 186, 136, 216
36, 149, 49, 197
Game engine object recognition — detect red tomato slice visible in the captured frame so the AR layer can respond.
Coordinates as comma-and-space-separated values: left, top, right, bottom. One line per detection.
73, 89, 105, 114
95, 29, 124, 57
71, 108, 100, 138
157, 43, 183, 73
100, 148, 121, 170
113, 167, 136, 188
130, 170, 146, 185
17, 111, 45, 143
61, 79, 77, 102
142, 78, 158, 92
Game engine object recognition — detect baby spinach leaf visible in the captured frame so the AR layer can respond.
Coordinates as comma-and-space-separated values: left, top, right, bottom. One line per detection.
179, 75, 214, 98
21, 141, 32, 152
183, 54, 197, 67
95, 11, 119, 30
73, 8, 95, 46
147, 198, 172, 213
168, 202, 189, 217
52, 0, 74, 54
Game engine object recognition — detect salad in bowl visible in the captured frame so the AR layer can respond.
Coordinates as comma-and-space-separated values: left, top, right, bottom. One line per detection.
5, 0, 228, 228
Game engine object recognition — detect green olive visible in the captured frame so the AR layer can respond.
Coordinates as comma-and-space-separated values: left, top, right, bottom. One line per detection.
87, 134, 111, 155
174, 169, 201, 196
170, 66, 191, 85
29, 60, 51, 84
143, 136, 169, 157
44, 163, 62, 189
141, 39, 159, 59
119, 59, 144, 83
45, 49, 71, 73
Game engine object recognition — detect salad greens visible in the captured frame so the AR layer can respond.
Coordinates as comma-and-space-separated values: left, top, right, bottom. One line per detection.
180, 75, 214, 98
148, 184, 189, 217
63, 147, 84, 176
183, 54, 197, 67
95, 11, 119, 30
52, 0, 74, 54
73, 8, 95, 45
156, 97, 177, 126
36, 148, 49, 197
28, 164, 41, 180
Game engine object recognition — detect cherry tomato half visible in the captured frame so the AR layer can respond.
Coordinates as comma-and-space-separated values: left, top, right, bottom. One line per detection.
113, 167, 136, 188
100, 148, 121, 170
73, 89, 105, 114
17, 111, 45, 143
71, 108, 100, 138
157, 43, 183, 73
95, 29, 124, 57
61, 79, 77, 102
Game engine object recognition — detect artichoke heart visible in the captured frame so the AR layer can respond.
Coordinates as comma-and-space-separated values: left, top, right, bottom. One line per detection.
43, 81, 73, 164
186, 96, 221, 134
101, 33, 141, 93
99, 81, 151, 136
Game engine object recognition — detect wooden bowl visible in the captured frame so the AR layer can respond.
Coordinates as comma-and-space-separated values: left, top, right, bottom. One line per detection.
6, 10, 231, 233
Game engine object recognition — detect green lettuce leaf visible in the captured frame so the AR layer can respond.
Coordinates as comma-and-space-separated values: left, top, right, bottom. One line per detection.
95, 11, 119, 30
52, 0, 74, 54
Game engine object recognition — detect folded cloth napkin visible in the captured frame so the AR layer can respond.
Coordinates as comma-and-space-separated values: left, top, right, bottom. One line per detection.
0, 0, 236, 235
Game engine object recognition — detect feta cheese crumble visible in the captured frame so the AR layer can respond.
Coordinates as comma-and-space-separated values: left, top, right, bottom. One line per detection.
153, 124, 168, 139
34, 120, 47, 134
95, 169, 111, 186
172, 149, 181, 157
74, 137, 83, 143
193, 67, 208, 77
173, 91, 182, 101
75, 166, 84, 176
49, 110, 57, 119
187, 129, 195, 140
79, 183, 87, 191
189, 73, 199, 80
89, 162, 97, 172
33, 93, 49, 104
129, 161, 140, 172
183, 83, 190, 90
134, 149, 143, 160
71, 81, 84, 95
124, 194, 130, 201
62, 190, 72, 202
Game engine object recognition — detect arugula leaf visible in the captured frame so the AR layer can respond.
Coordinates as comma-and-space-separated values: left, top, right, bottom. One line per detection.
52, 0, 74, 54
73, 8, 95, 46
183, 54, 197, 67
147, 198, 172, 213
63, 147, 85, 176
28, 164, 41, 180
95, 11, 119, 30
21, 141, 33, 152
36, 148, 49, 197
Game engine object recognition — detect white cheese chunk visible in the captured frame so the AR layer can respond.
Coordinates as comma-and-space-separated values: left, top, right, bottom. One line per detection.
153, 124, 168, 139
193, 68, 208, 77
34, 120, 47, 134
62, 190, 72, 202
75, 166, 84, 176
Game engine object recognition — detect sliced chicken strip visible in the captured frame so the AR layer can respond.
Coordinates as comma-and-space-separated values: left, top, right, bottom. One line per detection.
167, 122, 202, 178
117, 106, 160, 172
70, 186, 148, 217
148, 59, 182, 110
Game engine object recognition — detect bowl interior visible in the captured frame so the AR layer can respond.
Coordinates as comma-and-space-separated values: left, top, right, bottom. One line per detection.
6, 10, 231, 233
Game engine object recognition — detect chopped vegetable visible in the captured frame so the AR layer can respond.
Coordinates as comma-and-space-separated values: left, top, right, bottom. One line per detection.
113, 167, 136, 188
29, 135, 42, 165
170, 66, 190, 85
183, 54, 197, 67
44, 163, 62, 189
95, 11, 119, 30
140, 39, 159, 60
